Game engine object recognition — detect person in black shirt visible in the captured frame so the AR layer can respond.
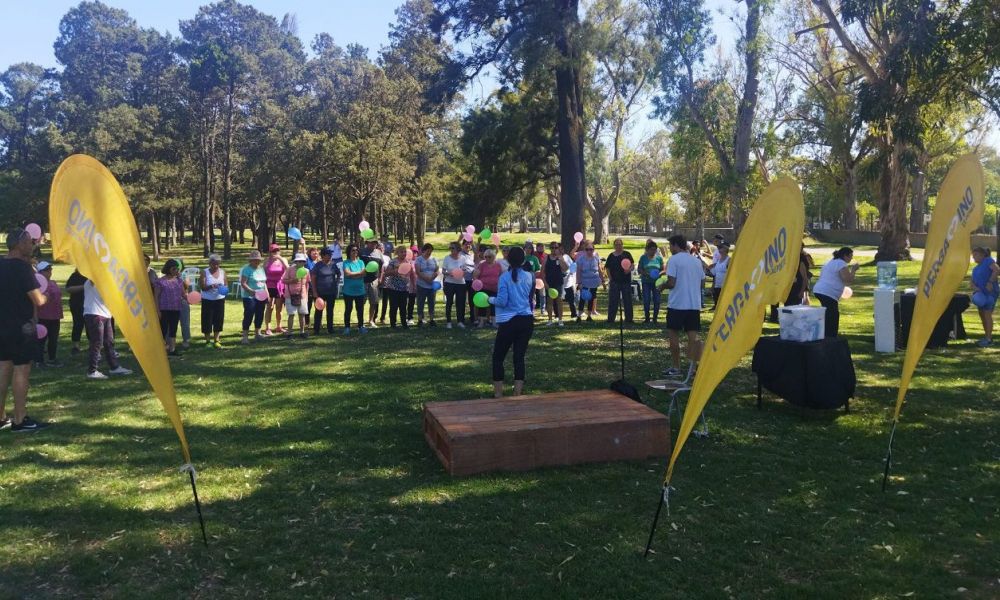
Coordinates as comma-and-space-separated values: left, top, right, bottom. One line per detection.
311, 247, 341, 334
604, 238, 635, 324
66, 269, 88, 353
0, 228, 49, 432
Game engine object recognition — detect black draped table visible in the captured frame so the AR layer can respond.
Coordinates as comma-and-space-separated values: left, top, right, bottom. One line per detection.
899, 293, 970, 349
751, 336, 856, 411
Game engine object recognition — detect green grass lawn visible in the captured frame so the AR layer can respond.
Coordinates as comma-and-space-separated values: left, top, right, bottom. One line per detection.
1, 239, 997, 599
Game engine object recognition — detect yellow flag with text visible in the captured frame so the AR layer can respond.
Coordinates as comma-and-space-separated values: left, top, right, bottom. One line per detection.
664, 177, 804, 484
49, 154, 192, 464
894, 154, 985, 421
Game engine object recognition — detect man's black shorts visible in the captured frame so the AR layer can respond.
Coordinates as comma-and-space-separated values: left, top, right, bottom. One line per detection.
0, 323, 36, 366
666, 309, 701, 332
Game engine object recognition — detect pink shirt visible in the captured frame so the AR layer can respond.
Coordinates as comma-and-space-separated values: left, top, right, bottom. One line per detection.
478, 261, 502, 292
265, 257, 287, 288
157, 277, 185, 311
282, 267, 310, 298
37, 279, 63, 320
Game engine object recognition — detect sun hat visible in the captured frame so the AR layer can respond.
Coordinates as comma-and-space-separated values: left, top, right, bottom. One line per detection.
36, 261, 52, 271
269, 243, 280, 252
248, 250, 263, 261
293, 253, 308, 262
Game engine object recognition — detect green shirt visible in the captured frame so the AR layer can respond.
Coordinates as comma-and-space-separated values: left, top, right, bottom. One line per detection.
525, 255, 541, 273
638, 254, 664, 282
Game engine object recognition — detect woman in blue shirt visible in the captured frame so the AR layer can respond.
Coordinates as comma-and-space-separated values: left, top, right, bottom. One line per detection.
489, 246, 535, 397
971, 246, 999, 347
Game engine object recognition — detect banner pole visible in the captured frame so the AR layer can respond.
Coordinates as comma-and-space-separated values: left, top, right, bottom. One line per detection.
881, 420, 898, 492
643, 485, 667, 557
183, 466, 208, 545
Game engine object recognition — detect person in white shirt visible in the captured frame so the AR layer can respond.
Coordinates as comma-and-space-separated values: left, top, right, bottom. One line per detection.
658, 235, 706, 377
707, 243, 730, 309
441, 242, 468, 328
82, 281, 131, 379
811, 246, 858, 337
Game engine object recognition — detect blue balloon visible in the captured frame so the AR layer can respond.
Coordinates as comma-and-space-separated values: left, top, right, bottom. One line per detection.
218, 284, 229, 296
580, 288, 592, 302
648, 268, 660, 280
288, 227, 302, 240
432, 281, 442, 291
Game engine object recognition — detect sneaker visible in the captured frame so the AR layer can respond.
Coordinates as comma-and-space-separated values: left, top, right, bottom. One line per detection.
360, 326, 369, 334
214, 341, 225, 349
976, 338, 993, 347
0, 417, 10, 430
545, 320, 556, 327
368, 322, 379, 329
457, 322, 466, 329
168, 349, 183, 357
662, 367, 683, 378
11, 416, 48, 432
109, 366, 132, 375
263, 329, 274, 336
406, 319, 415, 326
87, 371, 108, 380
255, 333, 265, 342
557, 320, 564, 327
446, 322, 453, 329
343, 327, 351, 335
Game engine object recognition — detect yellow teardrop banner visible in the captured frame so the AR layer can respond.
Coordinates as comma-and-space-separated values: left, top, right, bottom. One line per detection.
49, 154, 192, 464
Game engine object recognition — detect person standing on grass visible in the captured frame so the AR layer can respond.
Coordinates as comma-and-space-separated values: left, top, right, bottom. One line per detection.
442, 242, 468, 329
311, 247, 340, 335
155, 259, 187, 357
83, 280, 132, 379
383, 246, 413, 329
283, 253, 312, 339
239, 250, 267, 344
459, 238, 477, 324
66, 268, 88, 354
638, 240, 664, 323
489, 246, 535, 397
304, 246, 320, 327
405, 244, 419, 325
543, 242, 567, 326
604, 238, 635, 324
659, 235, 705, 378
263, 243, 288, 336
198, 254, 227, 348
474, 248, 503, 328
0, 228, 49, 432
970, 247, 999, 347
812, 247, 858, 338
341, 244, 368, 335
360, 238, 383, 329
707, 243, 730, 309
414, 243, 440, 327
35, 262, 63, 366
561, 243, 579, 321
575, 241, 605, 321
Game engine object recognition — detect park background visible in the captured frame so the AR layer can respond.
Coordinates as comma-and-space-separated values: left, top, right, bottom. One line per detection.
1, 0, 999, 597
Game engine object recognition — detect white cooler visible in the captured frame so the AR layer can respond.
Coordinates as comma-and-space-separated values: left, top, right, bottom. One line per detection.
778, 305, 826, 342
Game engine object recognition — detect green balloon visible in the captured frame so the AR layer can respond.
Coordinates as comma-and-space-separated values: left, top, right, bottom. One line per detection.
365, 261, 379, 273
547, 287, 559, 299
473, 291, 490, 308
361, 228, 374, 240
296, 267, 308, 279
656, 275, 668, 287
480, 228, 492, 240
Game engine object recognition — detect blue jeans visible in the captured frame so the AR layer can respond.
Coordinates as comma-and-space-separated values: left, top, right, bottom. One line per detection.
179, 302, 191, 342
242, 297, 265, 331
641, 280, 661, 320
417, 286, 436, 321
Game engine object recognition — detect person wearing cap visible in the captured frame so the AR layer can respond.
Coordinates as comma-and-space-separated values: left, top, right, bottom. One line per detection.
198, 254, 227, 348
155, 259, 188, 356
282, 253, 312, 339
263, 243, 288, 335
0, 228, 49, 431
239, 250, 268, 344
83, 279, 133, 380
707, 243, 730, 309
359, 238, 383, 328
341, 244, 368, 334
311, 246, 340, 334
35, 262, 64, 366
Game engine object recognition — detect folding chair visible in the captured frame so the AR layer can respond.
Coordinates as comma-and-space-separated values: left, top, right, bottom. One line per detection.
644, 362, 709, 438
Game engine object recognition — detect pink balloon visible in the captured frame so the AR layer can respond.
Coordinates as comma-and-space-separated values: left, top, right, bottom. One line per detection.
398, 262, 412, 275
254, 288, 269, 302
841, 286, 853, 299
573, 231, 584, 243
358, 220, 370, 232
472, 279, 484, 291
621, 258, 633, 271
35, 273, 47, 289
450, 268, 464, 280
187, 291, 202, 304
36, 323, 47, 339
534, 278, 544, 290
314, 297, 326, 311
462, 231, 473, 242
466, 225, 475, 234
25, 223, 42, 240
491, 233, 501, 246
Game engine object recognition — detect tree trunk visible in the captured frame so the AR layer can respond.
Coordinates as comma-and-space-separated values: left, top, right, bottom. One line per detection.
554, 0, 587, 250
415, 200, 427, 247
875, 140, 912, 261
728, 0, 763, 234
842, 164, 859, 230
320, 191, 329, 246
592, 206, 610, 245
149, 211, 160, 260
909, 152, 929, 234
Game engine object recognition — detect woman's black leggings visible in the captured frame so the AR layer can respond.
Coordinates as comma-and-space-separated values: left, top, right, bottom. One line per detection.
815, 293, 840, 338
577, 287, 598, 315
70, 305, 85, 343
379, 286, 390, 321
313, 293, 338, 333
387, 289, 409, 326
343, 295, 365, 328
201, 299, 225, 335
492, 315, 535, 381
444, 282, 466, 323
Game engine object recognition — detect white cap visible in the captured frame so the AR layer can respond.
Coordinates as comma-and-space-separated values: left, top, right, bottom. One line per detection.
293, 253, 308, 262
36, 261, 52, 271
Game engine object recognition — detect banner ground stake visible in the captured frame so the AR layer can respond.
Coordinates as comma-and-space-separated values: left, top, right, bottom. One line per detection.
643, 486, 667, 557
187, 470, 208, 546
881, 420, 898, 492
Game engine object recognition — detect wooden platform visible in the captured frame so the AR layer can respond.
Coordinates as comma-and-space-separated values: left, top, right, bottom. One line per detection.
423, 389, 670, 476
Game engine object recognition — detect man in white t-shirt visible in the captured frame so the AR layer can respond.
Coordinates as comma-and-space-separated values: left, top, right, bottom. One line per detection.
659, 235, 706, 377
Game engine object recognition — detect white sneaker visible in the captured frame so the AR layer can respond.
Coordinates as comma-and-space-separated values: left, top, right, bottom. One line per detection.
557, 320, 564, 327
545, 320, 556, 326
446, 322, 453, 329
407, 319, 415, 326
368, 321, 378, 329
109, 366, 133, 375
87, 371, 108, 380
457, 322, 466, 329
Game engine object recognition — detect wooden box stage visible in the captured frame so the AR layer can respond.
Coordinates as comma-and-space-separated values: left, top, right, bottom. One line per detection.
423, 389, 670, 476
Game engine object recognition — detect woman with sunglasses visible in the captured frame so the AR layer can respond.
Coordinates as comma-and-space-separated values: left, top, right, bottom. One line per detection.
575, 242, 605, 322
263, 243, 288, 335
341, 244, 368, 334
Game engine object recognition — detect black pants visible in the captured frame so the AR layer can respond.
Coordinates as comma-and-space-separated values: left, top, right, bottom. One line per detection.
563, 286, 578, 318
578, 287, 598, 315
242, 297, 265, 331
816, 293, 840, 338
465, 281, 475, 322
444, 282, 466, 323
201, 299, 225, 335
37, 318, 60, 361
160, 309, 180, 338
407, 292, 416, 321
379, 286, 390, 321
70, 304, 85, 344
387, 289, 409, 327
607, 280, 633, 323
343, 294, 366, 328
313, 293, 338, 333
492, 315, 534, 381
